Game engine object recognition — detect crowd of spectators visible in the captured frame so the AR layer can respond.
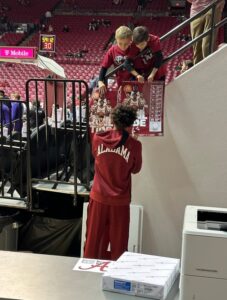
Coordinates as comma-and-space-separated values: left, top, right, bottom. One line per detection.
0, 0, 10, 34
0, 89, 46, 134
38, 23, 54, 33
0, 1, 10, 14
0, 12, 15, 35
65, 46, 89, 59
88, 18, 111, 31
177, 33, 191, 42
62, 0, 77, 11
17, 0, 31, 6
137, 0, 147, 12
112, 0, 124, 5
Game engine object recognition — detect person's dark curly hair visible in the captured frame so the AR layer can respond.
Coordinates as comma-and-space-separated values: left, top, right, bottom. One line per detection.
111, 104, 137, 130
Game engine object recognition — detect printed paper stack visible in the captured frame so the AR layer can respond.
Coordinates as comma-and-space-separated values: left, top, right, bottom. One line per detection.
102, 252, 180, 299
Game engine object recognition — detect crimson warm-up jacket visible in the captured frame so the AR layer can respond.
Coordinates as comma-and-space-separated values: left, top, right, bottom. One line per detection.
90, 129, 142, 206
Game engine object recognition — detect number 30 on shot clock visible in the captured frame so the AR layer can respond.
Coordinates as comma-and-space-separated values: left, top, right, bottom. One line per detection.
39, 34, 56, 52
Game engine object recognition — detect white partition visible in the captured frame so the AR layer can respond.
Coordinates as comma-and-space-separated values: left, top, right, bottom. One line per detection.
80, 202, 143, 257
132, 45, 227, 258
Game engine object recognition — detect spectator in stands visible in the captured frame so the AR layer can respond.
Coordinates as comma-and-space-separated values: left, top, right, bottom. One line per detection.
176, 60, 194, 73
0, 89, 10, 105
48, 24, 54, 33
10, 93, 24, 133
103, 19, 111, 27
72, 0, 77, 11
127, 20, 135, 30
88, 22, 93, 31
83, 104, 142, 260
132, 26, 166, 82
45, 10, 52, 23
66, 98, 73, 121
75, 49, 84, 58
88, 19, 99, 31
63, 24, 70, 32
81, 45, 88, 53
101, 18, 105, 26
112, 0, 123, 5
17, 0, 30, 6
0, 89, 5, 96
29, 100, 45, 130
65, 49, 74, 57
137, 0, 143, 12
98, 26, 142, 96
0, 90, 10, 128
187, 0, 225, 64
88, 75, 99, 95
0, 13, 7, 24
49, 52, 56, 59
0, 2, 10, 11
40, 23, 46, 32
177, 33, 191, 42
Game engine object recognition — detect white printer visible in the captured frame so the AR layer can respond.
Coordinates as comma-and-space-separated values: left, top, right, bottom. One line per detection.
180, 205, 227, 300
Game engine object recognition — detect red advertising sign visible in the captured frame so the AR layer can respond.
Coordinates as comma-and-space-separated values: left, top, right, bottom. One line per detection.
0, 46, 36, 59
89, 81, 165, 137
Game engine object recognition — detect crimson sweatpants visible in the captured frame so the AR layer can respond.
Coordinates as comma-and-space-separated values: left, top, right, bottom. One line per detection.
83, 198, 130, 261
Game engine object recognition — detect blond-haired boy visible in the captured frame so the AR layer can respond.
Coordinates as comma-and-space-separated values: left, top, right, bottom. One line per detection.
98, 26, 142, 95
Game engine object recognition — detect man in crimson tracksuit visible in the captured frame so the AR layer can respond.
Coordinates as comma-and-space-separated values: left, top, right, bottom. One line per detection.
84, 104, 142, 260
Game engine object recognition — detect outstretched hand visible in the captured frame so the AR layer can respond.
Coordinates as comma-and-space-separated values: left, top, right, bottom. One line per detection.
137, 75, 145, 83
147, 73, 155, 83
98, 81, 107, 96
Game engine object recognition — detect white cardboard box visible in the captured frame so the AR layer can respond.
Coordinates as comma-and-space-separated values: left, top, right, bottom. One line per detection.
102, 252, 180, 299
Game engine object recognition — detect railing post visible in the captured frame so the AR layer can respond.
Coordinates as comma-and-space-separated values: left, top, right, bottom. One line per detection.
209, 3, 216, 55
26, 80, 32, 210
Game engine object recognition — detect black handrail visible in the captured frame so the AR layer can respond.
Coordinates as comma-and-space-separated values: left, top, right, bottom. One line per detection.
160, 0, 224, 42
162, 0, 227, 64
163, 17, 227, 64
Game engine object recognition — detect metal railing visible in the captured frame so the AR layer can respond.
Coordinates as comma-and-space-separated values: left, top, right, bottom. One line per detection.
161, 0, 227, 64
0, 78, 92, 210
26, 78, 91, 209
0, 97, 28, 208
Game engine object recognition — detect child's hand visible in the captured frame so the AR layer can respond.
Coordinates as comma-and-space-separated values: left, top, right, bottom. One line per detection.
132, 132, 139, 140
98, 81, 107, 96
147, 73, 155, 83
132, 127, 140, 140
136, 74, 145, 83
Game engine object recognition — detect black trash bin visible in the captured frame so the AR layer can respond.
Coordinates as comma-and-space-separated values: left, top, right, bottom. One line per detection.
0, 209, 19, 251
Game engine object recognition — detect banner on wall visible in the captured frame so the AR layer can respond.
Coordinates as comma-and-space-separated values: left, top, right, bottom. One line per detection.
89, 81, 165, 137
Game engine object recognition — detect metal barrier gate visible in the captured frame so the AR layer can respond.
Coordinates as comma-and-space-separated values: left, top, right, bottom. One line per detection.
0, 78, 92, 210
0, 95, 28, 209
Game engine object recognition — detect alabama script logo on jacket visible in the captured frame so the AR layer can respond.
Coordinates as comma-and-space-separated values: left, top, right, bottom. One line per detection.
97, 144, 130, 163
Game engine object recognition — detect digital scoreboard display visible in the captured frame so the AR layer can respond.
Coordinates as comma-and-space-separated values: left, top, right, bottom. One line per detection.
39, 34, 56, 52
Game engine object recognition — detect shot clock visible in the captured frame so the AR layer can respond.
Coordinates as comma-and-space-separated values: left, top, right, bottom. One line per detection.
39, 34, 56, 53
